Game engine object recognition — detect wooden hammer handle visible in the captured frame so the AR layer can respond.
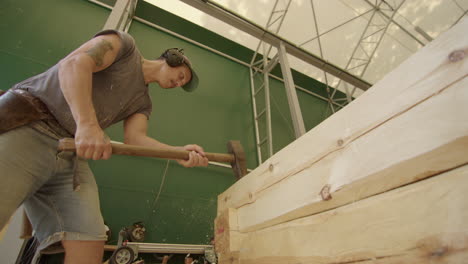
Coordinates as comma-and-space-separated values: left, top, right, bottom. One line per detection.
58, 138, 235, 163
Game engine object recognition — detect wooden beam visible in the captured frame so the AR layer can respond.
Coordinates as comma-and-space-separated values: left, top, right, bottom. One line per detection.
215, 208, 244, 264
217, 18, 468, 225
236, 76, 468, 232
236, 165, 468, 264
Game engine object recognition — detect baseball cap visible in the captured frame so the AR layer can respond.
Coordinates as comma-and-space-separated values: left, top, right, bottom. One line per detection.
181, 55, 199, 92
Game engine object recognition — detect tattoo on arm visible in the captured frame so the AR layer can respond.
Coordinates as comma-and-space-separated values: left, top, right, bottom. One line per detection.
85, 39, 114, 67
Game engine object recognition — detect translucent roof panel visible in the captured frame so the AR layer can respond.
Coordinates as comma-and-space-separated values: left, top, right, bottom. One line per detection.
145, 0, 467, 96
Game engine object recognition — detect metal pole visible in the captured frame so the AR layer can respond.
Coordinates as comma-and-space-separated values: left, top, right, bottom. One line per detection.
102, 0, 133, 31
310, 0, 335, 113
105, 243, 214, 254
278, 41, 306, 138
263, 43, 274, 157
249, 67, 263, 164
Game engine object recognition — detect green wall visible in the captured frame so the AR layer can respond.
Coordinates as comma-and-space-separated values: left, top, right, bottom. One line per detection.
1, 0, 341, 262
0, 0, 108, 88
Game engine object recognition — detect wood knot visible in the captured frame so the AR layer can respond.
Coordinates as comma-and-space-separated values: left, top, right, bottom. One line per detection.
337, 139, 344, 147
320, 184, 332, 201
430, 247, 448, 258
268, 163, 274, 172
448, 50, 465, 62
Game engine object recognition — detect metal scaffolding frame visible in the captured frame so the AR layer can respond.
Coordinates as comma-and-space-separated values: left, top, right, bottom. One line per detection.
364, 0, 427, 46
334, 0, 405, 102
249, 0, 292, 163
310, 0, 338, 115
179, 0, 373, 91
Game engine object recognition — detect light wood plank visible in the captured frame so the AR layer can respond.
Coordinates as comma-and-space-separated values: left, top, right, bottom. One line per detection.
234, 165, 468, 264
236, 75, 468, 232
215, 208, 241, 254
218, 18, 468, 216
215, 208, 243, 264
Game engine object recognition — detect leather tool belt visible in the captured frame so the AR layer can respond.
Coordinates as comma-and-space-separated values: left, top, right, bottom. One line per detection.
0, 89, 80, 191
0, 89, 53, 134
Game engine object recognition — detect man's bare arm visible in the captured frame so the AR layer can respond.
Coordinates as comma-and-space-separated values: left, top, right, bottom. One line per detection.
58, 34, 121, 160
124, 113, 208, 167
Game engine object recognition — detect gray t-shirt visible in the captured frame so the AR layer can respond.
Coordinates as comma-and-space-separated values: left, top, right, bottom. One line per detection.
13, 29, 152, 136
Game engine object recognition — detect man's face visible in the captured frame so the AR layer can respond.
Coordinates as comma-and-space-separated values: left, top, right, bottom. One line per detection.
160, 63, 192, 89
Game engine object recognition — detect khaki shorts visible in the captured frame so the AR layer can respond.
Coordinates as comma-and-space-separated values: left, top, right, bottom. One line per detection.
0, 125, 107, 263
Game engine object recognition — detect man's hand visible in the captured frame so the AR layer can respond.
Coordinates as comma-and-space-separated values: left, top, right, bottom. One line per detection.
176, 144, 209, 168
74, 123, 112, 160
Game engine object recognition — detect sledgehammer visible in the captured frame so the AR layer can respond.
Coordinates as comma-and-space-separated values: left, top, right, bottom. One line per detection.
58, 138, 247, 179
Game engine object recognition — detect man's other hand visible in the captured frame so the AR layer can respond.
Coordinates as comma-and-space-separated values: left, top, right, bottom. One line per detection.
177, 144, 209, 168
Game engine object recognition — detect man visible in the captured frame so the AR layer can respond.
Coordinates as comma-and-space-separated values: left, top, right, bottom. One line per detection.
0, 29, 208, 263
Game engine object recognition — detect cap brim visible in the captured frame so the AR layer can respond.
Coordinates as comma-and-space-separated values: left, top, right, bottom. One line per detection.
182, 65, 199, 92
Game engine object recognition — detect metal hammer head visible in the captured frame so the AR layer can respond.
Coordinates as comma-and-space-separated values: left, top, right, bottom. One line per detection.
227, 140, 247, 180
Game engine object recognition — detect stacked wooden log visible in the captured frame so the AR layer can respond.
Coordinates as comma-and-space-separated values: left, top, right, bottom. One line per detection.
215, 18, 468, 264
